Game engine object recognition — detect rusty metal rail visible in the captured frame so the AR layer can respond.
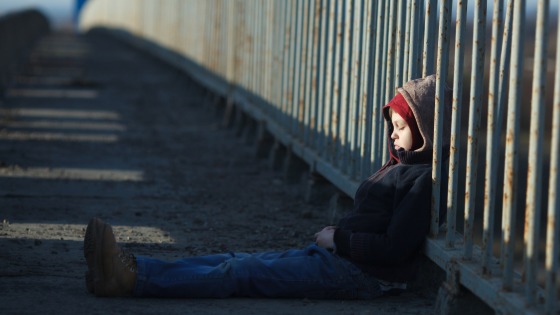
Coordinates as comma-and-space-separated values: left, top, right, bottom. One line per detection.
80, 0, 559, 313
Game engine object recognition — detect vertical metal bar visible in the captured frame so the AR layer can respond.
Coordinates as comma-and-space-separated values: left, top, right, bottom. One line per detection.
523, 0, 549, 305
275, 0, 284, 112
257, 1, 263, 96
394, 0, 405, 87
310, 0, 322, 147
253, 2, 261, 94
325, 0, 342, 159
221, 1, 229, 80
261, 1, 267, 97
356, 0, 368, 179
218, 0, 224, 73
482, 0, 507, 274
372, 0, 389, 169
337, 0, 353, 170
235, 2, 242, 86
203, 0, 210, 68
445, 0, 468, 249
273, 0, 282, 111
291, 0, 304, 134
415, 0, 425, 78
264, 0, 273, 104
281, 0, 294, 130
377, 0, 391, 166
235, 0, 242, 88
370, 0, 385, 171
258, 0, 264, 99
348, 0, 363, 178
297, 0, 310, 138
203, 0, 210, 69
316, 0, 328, 153
196, 0, 203, 61
323, 0, 337, 159
384, 0, 397, 103
261, 1, 269, 100
210, 0, 216, 72
270, 0, 276, 105
402, 0, 412, 82
217, 0, 223, 75
129, 0, 140, 34
266, 0, 276, 107
249, 2, 256, 93
240, 1, 247, 89
431, 0, 453, 238
545, 3, 560, 311
269, 0, 276, 104
226, 1, 235, 83
203, 0, 211, 67
501, 0, 525, 291
408, 0, 424, 79
381, 0, 396, 164
496, 0, 513, 128
234, 0, 244, 88
422, 0, 437, 76
189, 0, 196, 62
304, 0, 317, 145
147, 0, 155, 39
330, 0, 344, 165
407, 0, 419, 79
360, 0, 374, 178
213, 0, 221, 73
137, 0, 145, 37
148, 0, 160, 44
259, 1, 266, 97
246, 2, 253, 92
463, 0, 487, 259
177, 1, 187, 57
245, 3, 256, 93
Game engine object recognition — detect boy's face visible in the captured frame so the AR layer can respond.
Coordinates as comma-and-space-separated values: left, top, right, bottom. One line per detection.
390, 111, 414, 151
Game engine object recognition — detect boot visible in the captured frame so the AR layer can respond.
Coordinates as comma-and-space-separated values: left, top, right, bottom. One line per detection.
84, 218, 98, 293
85, 217, 137, 297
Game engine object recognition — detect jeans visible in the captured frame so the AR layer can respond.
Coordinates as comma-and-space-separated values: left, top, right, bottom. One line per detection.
134, 244, 383, 299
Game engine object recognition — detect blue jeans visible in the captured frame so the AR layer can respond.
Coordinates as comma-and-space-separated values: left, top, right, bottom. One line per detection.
134, 244, 382, 299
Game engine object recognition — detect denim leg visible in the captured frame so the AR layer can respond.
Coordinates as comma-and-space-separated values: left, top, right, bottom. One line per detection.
134, 244, 382, 299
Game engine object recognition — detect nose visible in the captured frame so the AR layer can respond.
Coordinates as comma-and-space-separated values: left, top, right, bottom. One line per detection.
391, 129, 397, 139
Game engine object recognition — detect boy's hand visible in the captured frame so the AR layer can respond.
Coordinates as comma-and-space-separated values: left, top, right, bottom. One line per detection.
314, 226, 336, 250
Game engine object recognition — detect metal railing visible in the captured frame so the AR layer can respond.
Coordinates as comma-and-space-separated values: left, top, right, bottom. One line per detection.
80, 0, 559, 313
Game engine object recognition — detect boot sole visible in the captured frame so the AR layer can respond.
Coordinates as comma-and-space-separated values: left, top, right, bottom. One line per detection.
84, 217, 101, 294
92, 219, 111, 297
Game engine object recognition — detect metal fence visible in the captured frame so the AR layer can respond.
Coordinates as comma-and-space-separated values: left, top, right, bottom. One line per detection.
80, 0, 559, 313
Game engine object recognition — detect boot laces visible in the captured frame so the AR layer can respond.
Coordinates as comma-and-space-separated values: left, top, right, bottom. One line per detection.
117, 249, 136, 272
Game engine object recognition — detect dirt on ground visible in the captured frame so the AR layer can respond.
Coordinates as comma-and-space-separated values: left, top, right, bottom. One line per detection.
0, 31, 434, 314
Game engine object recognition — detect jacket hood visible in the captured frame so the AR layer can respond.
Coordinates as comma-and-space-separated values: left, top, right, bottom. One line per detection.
383, 74, 452, 160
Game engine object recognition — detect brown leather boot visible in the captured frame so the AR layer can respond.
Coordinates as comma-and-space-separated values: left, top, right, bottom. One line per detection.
87, 218, 137, 297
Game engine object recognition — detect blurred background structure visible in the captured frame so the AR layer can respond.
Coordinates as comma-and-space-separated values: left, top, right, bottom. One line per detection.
0, 0, 73, 30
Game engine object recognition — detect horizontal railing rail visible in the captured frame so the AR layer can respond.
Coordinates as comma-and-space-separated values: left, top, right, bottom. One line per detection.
80, 0, 559, 313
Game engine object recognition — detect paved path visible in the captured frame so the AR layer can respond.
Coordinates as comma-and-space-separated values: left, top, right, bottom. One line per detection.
0, 31, 434, 314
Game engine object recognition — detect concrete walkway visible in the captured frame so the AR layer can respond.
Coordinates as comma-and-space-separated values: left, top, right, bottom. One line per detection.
0, 31, 435, 314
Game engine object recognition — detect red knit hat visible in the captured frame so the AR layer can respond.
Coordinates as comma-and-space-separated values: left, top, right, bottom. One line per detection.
384, 93, 422, 151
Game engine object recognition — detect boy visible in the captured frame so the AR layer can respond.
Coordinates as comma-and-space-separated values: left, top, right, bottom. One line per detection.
84, 74, 451, 299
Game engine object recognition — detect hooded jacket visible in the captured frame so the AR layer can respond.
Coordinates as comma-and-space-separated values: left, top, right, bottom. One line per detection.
333, 75, 451, 282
